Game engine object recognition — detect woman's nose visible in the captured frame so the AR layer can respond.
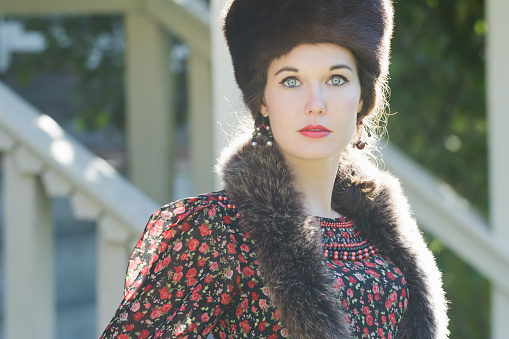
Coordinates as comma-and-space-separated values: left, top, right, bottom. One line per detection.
305, 85, 326, 115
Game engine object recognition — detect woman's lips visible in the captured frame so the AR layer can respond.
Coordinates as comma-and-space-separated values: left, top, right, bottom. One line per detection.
298, 125, 331, 138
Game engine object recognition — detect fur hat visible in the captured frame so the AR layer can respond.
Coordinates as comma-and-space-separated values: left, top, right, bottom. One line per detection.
222, 0, 394, 118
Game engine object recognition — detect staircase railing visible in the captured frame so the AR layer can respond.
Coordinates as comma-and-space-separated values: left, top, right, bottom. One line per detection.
0, 80, 159, 338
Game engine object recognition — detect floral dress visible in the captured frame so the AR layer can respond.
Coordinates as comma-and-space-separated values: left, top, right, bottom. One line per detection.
100, 191, 408, 338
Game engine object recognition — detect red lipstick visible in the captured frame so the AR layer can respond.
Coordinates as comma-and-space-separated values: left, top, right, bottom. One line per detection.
298, 125, 331, 138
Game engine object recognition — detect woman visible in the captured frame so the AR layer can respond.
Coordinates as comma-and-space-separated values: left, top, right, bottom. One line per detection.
101, 0, 449, 338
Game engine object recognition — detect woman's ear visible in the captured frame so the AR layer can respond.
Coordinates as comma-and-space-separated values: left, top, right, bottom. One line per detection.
357, 98, 364, 114
260, 102, 269, 117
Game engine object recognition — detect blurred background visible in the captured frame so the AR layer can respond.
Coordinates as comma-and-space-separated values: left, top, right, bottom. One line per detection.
0, 0, 506, 338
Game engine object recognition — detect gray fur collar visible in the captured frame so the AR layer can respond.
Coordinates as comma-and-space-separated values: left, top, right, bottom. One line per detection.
217, 140, 449, 339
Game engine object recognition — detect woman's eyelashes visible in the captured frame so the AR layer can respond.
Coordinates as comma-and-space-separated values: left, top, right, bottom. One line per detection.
280, 76, 301, 88
279, 74, 349, 88
327, 74, 349, 86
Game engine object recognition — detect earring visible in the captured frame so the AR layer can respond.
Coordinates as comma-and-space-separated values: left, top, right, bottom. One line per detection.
251, 115, 274, 147
354, 120, 371, 150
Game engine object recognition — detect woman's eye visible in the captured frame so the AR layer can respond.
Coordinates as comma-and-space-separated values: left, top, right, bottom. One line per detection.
328, 75, 347, 86
281, 77, 301, 88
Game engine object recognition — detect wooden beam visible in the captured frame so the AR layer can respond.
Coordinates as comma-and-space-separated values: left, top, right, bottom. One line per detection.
145, 0, 210, 59
0, 0, 139, 15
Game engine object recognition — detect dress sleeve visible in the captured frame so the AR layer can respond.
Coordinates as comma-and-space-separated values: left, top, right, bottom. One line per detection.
100, 198, 241, 338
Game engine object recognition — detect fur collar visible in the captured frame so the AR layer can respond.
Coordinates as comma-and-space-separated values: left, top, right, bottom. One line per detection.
217, 140, 449, 339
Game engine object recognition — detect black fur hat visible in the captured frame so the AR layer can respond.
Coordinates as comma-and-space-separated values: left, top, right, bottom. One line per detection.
222, 0, 394, 118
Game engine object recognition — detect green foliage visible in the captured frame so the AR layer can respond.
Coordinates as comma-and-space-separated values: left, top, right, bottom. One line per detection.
8, 16, 125, 131
389, 0, 489, 338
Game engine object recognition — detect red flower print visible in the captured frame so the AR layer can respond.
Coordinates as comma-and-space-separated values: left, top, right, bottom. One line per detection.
273, 323, 281, 331
150, 308, 162, 319
162, 257, 171, 266
144, 302, 151, 309
199, 243, 209, 253
259, 320, 266, 331
347, 288, 354, 298
173, 272, 183, 281
221, 293, 230, 305
363, 306, 370, 315
223, 215, 232, 224
198, 258, 206, 266
149, 219, 162, 236
186, 268, 197, 278
269, 335, 278, 339
389, 333, 393, 339
365, 261, 376, 268
236, 307, 243, 317
349, 276, 357, 284
401, 288, 406, 298
240, 244, 250, 252
162, 229, 173, 239
385, 298, 392, 309
154, 262, 163, 273
373, 283, 379, 294
188, 238, 199, 251
143, 284, 152, 292
131, 302, 140, 312
190, 292, 200, 301
133, 311, 144, 321
140, 329, 150, 338
259, 299, 267, 309
227, 243, 236, 254
174, 206, 185, 215
214, 305, 222, 317
363, 327, 369, 336
274, 309, 281, 320
187, 278, 197, 286
210, 262, 218, 270
242, 266, 255, 276
366, 314, 373, 326
378, 328, 384, 336
208, 207, 216, 216
182, 222, 191, 231
241, 320, 251, 333
240, 299, 248, 310
381, 315, 386, 323
387, 271, 395, 280
199, 223, 211, 236
205, 274, 213, 283
176, 290, 184, 298
174, 241, 183, 252
366, 269, 380, 279
159, 287, 170, 299
390, 291, 397, 303
389, 313, 396, 326
162, 303, 172, 312
118, 335, 129, 339
125, 324, 134, 331
281, 328, 289, 337
226, 269, 233, 278
201, 313, 210, 322
368, 294, 373, 302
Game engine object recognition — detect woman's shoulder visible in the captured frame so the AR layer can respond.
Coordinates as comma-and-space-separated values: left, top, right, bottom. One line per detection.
148, 190, 242, 237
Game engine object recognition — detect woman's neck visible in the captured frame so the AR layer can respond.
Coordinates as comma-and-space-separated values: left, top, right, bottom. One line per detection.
283, 153, 342, 219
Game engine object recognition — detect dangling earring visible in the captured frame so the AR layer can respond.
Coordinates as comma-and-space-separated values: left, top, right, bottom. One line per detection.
251, 115, 274, 147
354, 120, 371, 150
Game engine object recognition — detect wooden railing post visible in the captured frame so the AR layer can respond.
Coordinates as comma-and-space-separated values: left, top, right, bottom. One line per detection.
3, 147, 55, 339
188, 50, 214, 194
125, 13, 175, 204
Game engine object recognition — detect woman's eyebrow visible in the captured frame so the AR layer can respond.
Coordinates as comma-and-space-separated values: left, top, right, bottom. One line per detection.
330, 64, 353, 71
274, 67, 299, 76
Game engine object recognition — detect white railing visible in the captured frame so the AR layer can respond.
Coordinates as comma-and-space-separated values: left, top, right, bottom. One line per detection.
383, 145, 509, 296
0, 81, 159, 339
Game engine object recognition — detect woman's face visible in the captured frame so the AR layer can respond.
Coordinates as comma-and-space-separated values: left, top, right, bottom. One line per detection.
261, 43, 363, 162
